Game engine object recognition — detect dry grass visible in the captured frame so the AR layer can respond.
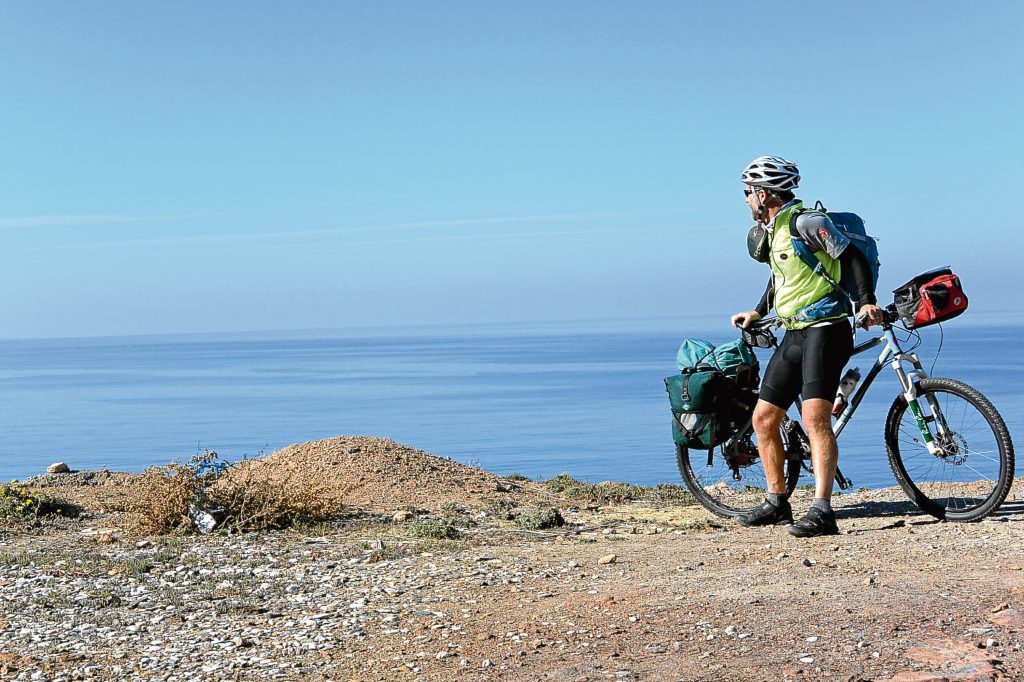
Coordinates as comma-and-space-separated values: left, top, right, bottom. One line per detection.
125, 463, 202, 535
211, 458, 352, 533
125, 451, 354, 535
542, 473, 695, 506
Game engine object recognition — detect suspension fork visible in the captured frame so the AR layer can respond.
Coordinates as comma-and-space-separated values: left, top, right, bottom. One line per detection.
885, 329, 948, 453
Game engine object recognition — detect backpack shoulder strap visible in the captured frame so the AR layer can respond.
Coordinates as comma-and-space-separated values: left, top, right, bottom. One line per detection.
788, 208, 847, 296
788, 209, 822, 272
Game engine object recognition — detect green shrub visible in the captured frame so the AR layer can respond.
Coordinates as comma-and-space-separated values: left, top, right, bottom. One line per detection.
513, 506, 565, 530
0, 484, 80, 520
408, 519, 460, 540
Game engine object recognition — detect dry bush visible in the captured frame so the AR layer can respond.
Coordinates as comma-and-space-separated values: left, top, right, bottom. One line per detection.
125, 463, 201, 535
125, 452, 354, 535
210, 458, 352, 533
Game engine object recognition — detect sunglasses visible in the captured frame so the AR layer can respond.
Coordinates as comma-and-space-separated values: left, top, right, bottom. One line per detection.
743, 188, 754, 197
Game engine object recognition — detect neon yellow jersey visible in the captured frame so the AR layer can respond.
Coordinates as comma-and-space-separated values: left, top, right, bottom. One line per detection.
768, 202, 846, 330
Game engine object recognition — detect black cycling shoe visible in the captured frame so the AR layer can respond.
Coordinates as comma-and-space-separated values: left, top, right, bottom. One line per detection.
787, 507, 839, 537
735, 499, 794, 527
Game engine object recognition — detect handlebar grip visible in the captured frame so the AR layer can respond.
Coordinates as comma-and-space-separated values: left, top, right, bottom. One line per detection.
746, 317, 779, 331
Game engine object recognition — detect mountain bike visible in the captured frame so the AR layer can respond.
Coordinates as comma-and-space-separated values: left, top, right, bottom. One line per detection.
675, 305, 1015, 522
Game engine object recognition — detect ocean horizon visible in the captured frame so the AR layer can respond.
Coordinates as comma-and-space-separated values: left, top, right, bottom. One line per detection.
2, 313, 1021, 490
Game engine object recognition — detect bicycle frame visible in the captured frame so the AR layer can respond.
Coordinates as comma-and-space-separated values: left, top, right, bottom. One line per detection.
698, 315, 1014, 520
781, 323, 949, 489
830, 325, 947, 453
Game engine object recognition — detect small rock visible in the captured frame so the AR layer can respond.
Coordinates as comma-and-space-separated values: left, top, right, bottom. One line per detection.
806, 636, 819, 643
346, 446, 361, 454
803, 558, 816, 567
599, 554, 618, 565
907, 638, 994, 669
47, 462, 71, 474
799, 656, 814, 663
863, 576, 876, 586
990, 609, 1024, 630
393, 511, 416, 523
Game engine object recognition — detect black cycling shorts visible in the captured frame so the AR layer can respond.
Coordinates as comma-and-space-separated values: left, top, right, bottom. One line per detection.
759, 319, 854, 409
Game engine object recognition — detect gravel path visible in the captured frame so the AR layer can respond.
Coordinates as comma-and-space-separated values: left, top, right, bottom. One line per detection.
2, 453, 1022, 681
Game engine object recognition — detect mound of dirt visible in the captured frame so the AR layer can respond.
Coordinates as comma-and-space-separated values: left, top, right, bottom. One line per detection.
18, 469, 141, 512
262, 436, 542, 513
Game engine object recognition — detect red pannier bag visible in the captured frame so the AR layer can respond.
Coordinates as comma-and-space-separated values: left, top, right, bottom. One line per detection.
892, 267, 968, 329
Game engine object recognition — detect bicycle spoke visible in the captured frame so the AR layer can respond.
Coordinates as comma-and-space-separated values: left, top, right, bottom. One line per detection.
888, 382, 1008, 518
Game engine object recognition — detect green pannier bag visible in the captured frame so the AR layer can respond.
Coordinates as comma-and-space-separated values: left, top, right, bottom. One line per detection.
676, 337, 758, 387
666, 336, 761, 450
665, 369, 728, 449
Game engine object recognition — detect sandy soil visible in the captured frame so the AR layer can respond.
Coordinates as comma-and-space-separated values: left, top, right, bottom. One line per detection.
2, 436, 1022, 681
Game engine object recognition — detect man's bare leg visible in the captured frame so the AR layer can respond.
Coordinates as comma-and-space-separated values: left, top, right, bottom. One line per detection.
801, 398, 837, 500
736, 399, 794, 526
751, 399, 787, 493
789, 397, 841, 537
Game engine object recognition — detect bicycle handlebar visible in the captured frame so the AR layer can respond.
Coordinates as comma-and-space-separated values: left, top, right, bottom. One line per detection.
742, 316, 782, 331
855, 304, 901, 329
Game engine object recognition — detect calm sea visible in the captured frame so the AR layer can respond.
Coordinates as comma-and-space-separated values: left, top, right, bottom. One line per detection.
1, 315, 1021, 489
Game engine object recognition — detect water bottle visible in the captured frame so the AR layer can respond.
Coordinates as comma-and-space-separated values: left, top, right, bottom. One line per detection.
832, 367, 861, 417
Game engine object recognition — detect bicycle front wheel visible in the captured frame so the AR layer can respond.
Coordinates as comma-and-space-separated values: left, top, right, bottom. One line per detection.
885, 377, 1014, 521
676, 422, 802, 519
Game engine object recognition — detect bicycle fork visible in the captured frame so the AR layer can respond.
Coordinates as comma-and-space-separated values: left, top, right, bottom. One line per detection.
889, 344, 950, 455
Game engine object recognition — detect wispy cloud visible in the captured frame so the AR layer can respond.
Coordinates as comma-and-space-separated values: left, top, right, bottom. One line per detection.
6, 208, 683, 255
0, 213, 215, 230
14, 222, 686, 268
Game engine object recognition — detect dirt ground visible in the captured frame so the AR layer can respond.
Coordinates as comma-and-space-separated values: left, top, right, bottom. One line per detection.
3, 437, 1022, 681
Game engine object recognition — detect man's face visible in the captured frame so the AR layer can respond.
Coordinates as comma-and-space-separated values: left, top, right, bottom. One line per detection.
744, 185, 764, 221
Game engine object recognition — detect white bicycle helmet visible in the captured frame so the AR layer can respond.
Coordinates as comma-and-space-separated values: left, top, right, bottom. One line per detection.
740, 156, 800, 191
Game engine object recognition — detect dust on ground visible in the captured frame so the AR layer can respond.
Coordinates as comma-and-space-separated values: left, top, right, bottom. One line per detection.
3, 436, 1022, 681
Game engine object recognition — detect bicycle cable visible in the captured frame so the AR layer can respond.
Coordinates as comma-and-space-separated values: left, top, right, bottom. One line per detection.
895, 322, 923, 353
929, 323, 944, 375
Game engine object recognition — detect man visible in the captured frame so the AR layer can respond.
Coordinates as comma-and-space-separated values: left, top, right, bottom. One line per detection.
731, 156, 883, 537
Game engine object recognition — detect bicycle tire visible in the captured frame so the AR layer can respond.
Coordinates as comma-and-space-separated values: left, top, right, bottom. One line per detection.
676, 424, 802, 519
884, 377, 1014, 521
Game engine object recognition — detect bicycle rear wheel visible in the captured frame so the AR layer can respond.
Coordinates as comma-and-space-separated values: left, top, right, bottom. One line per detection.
676, 421, 802, 519
885, 377, 1014, 521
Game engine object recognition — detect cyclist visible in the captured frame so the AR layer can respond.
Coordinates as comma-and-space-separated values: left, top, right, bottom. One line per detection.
731, 156, 883, 537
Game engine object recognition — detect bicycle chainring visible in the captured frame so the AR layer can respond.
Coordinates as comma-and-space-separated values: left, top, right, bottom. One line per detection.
724, 435, 759, 470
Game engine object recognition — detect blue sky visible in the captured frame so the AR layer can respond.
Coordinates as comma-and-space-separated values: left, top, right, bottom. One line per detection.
1, 1, 1021, 338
